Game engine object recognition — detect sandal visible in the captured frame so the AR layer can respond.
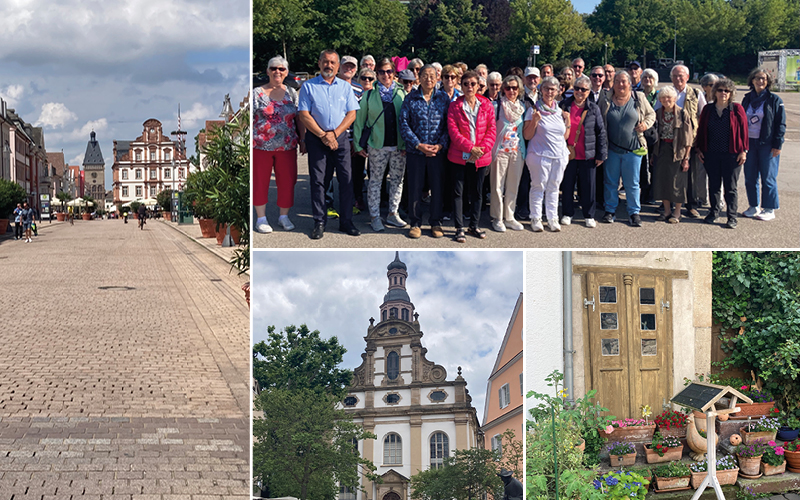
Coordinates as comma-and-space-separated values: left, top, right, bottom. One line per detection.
656, 213, 668, 222
667, 215, 680, 224
467, 227, 487, 239
454, 229, 466, 243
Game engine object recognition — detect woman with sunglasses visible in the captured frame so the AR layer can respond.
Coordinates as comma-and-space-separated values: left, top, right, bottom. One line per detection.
488, 75, 526, 232
447, 70, 496, 242
253, 55, 305, 233
558, 75, 607, 228
694, 78, 748, 229
354, 58, 408, 232
352, 68, 377, 211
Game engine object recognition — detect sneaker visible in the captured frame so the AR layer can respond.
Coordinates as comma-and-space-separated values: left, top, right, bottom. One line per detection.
277, 215, 295, 231
352, 206, 361, 215
704, 213, 717, 225
492, 220, 506, 232
505, 219, 524, 231
725, 218, 738, 229
754, 209, 775, 221
601, 212, 615, 224
560, 215, 572, 226
370, 217, 385, 232
255, 220, 273, 233
386, 213, 407, 227
327, 207, 339, 219
629, 213, 642, 227
408, 226, 422, 239
531, 218, 544, 232
431, 226, 444, 238
585, 218, 596, 228
549, 220, 561, 232
742, 206, 760, 218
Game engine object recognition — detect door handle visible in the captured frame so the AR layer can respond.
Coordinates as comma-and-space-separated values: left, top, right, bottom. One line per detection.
661, 299, 670, 312
584, 295, 595, 312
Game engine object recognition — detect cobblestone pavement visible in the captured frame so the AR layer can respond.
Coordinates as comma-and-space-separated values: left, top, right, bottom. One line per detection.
0, 219, 249, 499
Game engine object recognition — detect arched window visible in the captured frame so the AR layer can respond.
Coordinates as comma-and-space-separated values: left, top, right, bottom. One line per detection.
387, 351, 399, 380
394, 276, 398, 284
430, 432, 449, 469
401, 309, 409, 321
382, 310, 387, 321
390, 307, 398, 318
384, 433, 402, 465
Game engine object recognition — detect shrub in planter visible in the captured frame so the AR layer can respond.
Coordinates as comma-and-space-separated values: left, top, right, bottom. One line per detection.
688, 455, 739, 488
734, 439, 769, 476
740, 416, 779, 444
761, 441, 786, 476
0, 178, 27, 228
591, 469, 649, 499
606, 441, 636, 467
654, 409, 688, 437
784, 440, 800, 472
778, 413, 800, 441
653, 461, 691, 490
645, 432, 683, 464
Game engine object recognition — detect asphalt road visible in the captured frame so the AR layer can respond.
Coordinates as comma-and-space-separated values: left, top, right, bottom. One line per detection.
254, 89, 799, 249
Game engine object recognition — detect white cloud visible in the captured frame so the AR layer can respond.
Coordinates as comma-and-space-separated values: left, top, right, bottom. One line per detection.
67, 119, 108, 141
35, 102, 78, 129
0, 84, 25, 107
180, 102, 216, 128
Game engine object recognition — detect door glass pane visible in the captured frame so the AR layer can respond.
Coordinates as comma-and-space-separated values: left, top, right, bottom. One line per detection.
642, 339, 657, 356
640, 313, 656, 330
601, 338, 620, 356
600, 312, 618, 330
640, 288, 656, 305
599, 286, 617, 303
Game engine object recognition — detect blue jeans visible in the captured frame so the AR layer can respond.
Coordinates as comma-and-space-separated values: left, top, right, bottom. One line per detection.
743, 139, 780, 210
604, 149, 642, 216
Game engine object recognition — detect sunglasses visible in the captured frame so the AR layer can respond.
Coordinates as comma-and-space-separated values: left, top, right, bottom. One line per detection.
269, 67, 287, 72
504, 86, 519, 91
573, 65, 584, 69
402, 80, 415, 85
573, 87, 589, 92
360, 76, 375, 82
716, 89, 731, 94
462, 81, 479, 87
591, 73, 604, 78
443, 75, 457, 80
377, 69, 394, 75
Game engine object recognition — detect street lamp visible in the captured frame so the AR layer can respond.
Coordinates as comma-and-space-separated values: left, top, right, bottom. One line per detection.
605, 42, 608, 65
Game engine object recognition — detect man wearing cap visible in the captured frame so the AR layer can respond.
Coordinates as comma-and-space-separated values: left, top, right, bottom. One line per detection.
398, 69, 416, 94
339, 56, 363, 99
629, 61, 643, 91
297, 49, 362, 239
523, 67, 540, 108
515, 66, 541, 222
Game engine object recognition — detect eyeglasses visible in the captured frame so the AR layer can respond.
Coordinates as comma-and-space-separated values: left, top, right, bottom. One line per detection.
377, 69, 394, 75
573, 65, 584, 69
402, 80, 415, 85
489, 83, 502, 87
504, 86, 519, 91
443, 74, 457, 80
462, 81, 478, 87
360, 76, 375, 82
573, 87, 589, 93
269, 67, 287, 72
591, 73, 604, 78
754, 76, 767, 81
716, 89, 731, 94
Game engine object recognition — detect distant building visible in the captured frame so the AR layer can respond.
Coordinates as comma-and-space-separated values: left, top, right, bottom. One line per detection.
2, 102, 47, 211
82, 131, 105, 202
67, 165, 81, 198
46, 152, 66, 199
112, 119, 190, 206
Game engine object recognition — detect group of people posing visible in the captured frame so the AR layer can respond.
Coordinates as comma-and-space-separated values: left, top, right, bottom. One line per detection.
253, 51, 786, 240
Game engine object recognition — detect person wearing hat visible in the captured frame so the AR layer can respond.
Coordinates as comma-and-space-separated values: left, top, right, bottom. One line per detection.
339, 56, 362, 99
398, 69, 416, 94
629, 61, 643, 92
523, 67, 540, 109
498, 469, 523, 500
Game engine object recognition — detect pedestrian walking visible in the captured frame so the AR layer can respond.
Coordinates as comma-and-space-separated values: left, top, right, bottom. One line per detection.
20, 202, 34, 243
138, 203, 147, 230
13, 203, 22, 240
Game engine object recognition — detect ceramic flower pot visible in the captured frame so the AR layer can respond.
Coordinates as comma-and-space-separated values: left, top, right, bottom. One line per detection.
737, 454, 763, 476
644, 444, 684, 464
656, 425, 687, 439
785, 449, 800, 473
777, 427, 799, 442
734, 401, 776, 418
575, 438, 585, 452
56, 213, 66, 221
198, 218, 216, 238
82, 213, 92, 220
602, 422, 656, 442
740, 427, 776, 445
690, 468, 739, 488
609, 452, 636, 467
654, 475, 690, 490
761, 461, 786, 476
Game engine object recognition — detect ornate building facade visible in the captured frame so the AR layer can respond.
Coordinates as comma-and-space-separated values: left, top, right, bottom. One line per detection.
82, 131, 105, 201
341, 253, 481, 500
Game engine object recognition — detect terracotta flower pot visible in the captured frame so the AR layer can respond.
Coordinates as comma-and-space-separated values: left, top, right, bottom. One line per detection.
56, 213, 66, 221
609, 452, 636, 467
215, 223, 241, 245
575, 438, 585, 452
690, 468, 739, 488
198, 218, 216, 238
82, 213, 92, 220
602, 422, 656, 442
785, 449, 800, 473
645, 444, 684, 464
654, 475, 690, 490
735, 401, 776, 418
740, 427, 776, 445
693, 411, 708, 432
162, 211, 172, 222
737, 454, 763, 476
656, 425, 687, 439
761, 461, 786, 476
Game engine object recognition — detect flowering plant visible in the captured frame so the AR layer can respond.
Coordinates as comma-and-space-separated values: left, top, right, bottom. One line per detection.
653, 460, 690, 478
783, 440, 800, 452
591, 469, 648, 500
742, 416, 780, 433
654, 409, 687, 430
606, 441, 636, 456
738, 385, 774, 403
610, 418, 651, 428
734, 438, 770, 458
762, 440, 786, 466
688, 455, 738, 472
648, 432, 681, 457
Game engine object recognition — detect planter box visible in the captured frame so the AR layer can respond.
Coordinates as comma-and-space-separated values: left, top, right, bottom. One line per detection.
0, 219, 8, 233
215, 223, 242, 246
56, 213, 66, 221
737, 454, 763, 476
198, 219, 216, 238
734, 401, 776, 418
690, 468, 739, 488
761, 461, 786, 476
777, 427, 799, 441
657, 425, 687, 439
645, 444, 684, 464
162, 212, 172, 222
81, 213, 92, 220
602, 422, 656, 442
785, 449, 800, 473
740, 427, 776, 445
609, 452, 636, 467
654, 475, 690, 490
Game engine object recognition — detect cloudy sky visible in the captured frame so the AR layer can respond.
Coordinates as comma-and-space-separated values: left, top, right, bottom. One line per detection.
0, 0, 249, 189
252, 250, 523, 423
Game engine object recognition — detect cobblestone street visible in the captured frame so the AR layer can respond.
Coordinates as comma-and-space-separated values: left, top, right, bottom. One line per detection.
0, 219, 249, 499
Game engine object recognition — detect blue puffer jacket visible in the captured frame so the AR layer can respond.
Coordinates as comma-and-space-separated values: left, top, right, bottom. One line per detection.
399, 87, 450, 156
559, 95, 607, 161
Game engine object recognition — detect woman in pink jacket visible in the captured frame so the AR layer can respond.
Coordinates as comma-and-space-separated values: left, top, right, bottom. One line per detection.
447, 70, 497, 242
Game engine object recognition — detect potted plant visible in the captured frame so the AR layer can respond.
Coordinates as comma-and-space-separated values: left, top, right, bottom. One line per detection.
653, 461, 691, 491
734, 439, 769, 476
81, 194, 95, 220
654, 408, 688, 438
736, 385, 776, 417
607, 441, 636, 467
183, 169, 217, 237
601, 418, 656, 442
55, 191, 72, 221
156, 189, 174, 221
784, 440, 800, 473
777, 412, 800, 442
760, 441, 786, 476
689, 455, 739, 488
591, 469, 649, 499
0, 178, 27, 233
740, 416, 779, 444
644, 432, 683, 464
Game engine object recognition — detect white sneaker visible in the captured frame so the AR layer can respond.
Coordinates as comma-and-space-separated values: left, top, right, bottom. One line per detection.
742, 206, 760, 218
255, 221, 273, 233
549, 220, 561, 232
371, 217, 385, 232
754, 209, 775, 221
531, 218, 544, 232
560, 215, 572, 226
492, 220, 506, 232
277, 215, 295, 231
385, 213, 407, 227
505, 219, 524, 231
585, 218, 597, 228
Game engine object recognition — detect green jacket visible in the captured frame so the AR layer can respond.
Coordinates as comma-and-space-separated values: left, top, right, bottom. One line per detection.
354, 85, 406, 152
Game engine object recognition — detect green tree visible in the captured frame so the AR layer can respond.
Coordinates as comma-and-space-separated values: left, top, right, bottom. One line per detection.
330, 0, 409, 59
422, 0, 490, 66
0, 178, 27, 219
253, 0, 318, 70
55, 190, 72, 215
156, 189, 174, 212
411, 447, 504, 500
674, 0, 748, 73
588, 0, 672, 64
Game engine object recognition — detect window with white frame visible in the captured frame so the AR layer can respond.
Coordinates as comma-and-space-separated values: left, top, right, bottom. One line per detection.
384, 433, 402, 465
499, 383, 510, 409
121, 169, 128, 180
135, 169, 142, 179
430, 432, 449, 469
163, 168, 171, 179
150, 150, 156, 161
178, 168, 185, 178
491, 434, 503, 457
122, 186, 128, 197
135, 151, 142, 161
135, 186, 143, 197
149, 186, 157, 196
164, 149, 171, 161
149, 168, 157, 180
386, 351, 400, 380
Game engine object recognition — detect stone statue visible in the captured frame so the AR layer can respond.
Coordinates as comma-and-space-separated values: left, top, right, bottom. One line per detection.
498, 469, 523, 500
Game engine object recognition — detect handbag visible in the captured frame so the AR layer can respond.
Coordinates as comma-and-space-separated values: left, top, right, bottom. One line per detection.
567, 108, 588, 161
359, 89, 387, 151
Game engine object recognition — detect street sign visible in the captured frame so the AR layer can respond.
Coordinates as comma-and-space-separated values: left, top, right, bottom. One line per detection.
533, 45, 540, 55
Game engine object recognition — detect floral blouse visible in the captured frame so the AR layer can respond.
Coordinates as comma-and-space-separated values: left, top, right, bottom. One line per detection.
253, 85, 298, 152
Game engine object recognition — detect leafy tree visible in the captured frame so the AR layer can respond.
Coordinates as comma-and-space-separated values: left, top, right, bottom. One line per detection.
421, 0, 490, 66
674, 0, 748, 73
330, 0, 409, 59
410, 447, 504, 500
588, 0, 672, 65
0, 178, 27, 219
496, 428, 524, 482
156, 189, 174, 212
55, 190, 72, 215
253, 0, 318, 70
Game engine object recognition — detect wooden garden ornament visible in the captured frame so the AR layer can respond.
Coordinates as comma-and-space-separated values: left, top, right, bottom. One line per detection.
670, 382, 752, 500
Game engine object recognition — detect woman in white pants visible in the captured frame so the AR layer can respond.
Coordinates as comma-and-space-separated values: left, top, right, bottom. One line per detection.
524, 76, 570, 232
489, 75, 526, 232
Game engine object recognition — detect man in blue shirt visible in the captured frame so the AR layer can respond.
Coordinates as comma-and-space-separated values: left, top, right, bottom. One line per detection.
13, 203, 23, 240
298, 49, 362, 239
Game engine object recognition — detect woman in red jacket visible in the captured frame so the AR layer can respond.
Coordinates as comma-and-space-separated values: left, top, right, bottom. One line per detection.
447, 71, 496, 242
694, 78, 748, 229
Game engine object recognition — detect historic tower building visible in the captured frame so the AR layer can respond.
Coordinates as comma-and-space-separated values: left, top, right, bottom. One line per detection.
341, 253, 481, 500
82, 131, 105, 201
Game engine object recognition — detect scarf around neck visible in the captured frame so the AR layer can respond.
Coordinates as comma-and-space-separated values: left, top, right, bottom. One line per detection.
501, 95, 525, 123
747, 89, 769, 111
377, 81, 396, 103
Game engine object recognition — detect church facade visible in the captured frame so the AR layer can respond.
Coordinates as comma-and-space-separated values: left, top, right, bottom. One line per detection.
341, 253, 481, 500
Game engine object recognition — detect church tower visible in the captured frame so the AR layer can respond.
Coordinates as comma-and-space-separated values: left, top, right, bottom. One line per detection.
82, 131, 105, 202
341, 253, 480, 500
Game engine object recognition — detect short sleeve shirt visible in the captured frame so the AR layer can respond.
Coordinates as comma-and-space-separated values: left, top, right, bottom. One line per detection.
253, 86, 298, 152
525, 104, 567, 159
297, 76, 360, 131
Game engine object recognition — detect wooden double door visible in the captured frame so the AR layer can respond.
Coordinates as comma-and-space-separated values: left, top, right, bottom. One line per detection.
581, 270, 675, 420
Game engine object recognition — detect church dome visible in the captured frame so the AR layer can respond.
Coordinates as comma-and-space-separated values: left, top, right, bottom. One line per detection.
387, 251, 407, 271
384, 288, 410, 303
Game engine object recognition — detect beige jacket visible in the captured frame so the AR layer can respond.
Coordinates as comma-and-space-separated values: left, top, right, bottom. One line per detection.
653, 106, 693, 162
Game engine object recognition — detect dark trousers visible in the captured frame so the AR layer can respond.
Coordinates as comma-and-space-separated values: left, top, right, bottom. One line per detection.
639, 155, 652, 204
515, 164, 531, 219
407, 153, 444, 227
561, 159, 597, 219
307, 133, 353, 226
704, 151, 741, 220
686, 152, 710, 209
595, 162, 605, 211
453, 163, 487, 229
352, 153, 366, 205
14, 222, 22, 239
443, 158, 456, 216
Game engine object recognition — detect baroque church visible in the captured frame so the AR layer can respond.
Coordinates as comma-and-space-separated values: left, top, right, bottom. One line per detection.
340, 253, 481, 500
